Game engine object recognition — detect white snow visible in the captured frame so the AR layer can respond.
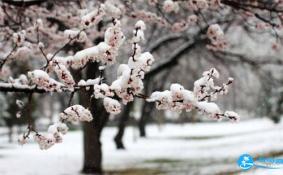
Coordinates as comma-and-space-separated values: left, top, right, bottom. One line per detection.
103, 97, 121, 114
135, 20, 146, 31
103, 1, 121, 18
64, 29, 80, 39
60, 105, 93, 122
196, 101, 221, 114
0, 118, 283, 174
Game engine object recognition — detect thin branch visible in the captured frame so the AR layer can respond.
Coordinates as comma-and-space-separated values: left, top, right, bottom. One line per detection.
0, 45, 17, 70
145, 40, 201, 80
43, 29, 85, 69
0, 82, 99, 94
68, 91, 75, 106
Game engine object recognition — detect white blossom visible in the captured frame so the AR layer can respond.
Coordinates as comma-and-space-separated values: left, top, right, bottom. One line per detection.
103, 1, 121, 18
28, 70, 64, 92
207, 24, 228, 50
48, 122, 69, 135
16, 99, 24, 108
94, 83, 114, 98
34, 134, 56, 150
225, 111, 240, 122
163, 0, 179, 13
81, 7, 105, 28
18, 135, 28, 145
13, 30, 26, 46
60, 105, 93, 122
135, 20, 146, 31
103, 97, 121, 114
64, 29, 87, 42
148, 68, 239, 121
53, 63, 75, 89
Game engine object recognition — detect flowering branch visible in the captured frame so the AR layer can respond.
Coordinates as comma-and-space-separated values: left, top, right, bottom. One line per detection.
0, 0, 246, 150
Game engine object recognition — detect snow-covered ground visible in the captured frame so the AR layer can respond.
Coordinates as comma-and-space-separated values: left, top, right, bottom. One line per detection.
0, 118, 283, 175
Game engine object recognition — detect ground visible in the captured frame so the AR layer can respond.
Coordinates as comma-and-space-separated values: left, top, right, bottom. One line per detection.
0, 118, 283, 175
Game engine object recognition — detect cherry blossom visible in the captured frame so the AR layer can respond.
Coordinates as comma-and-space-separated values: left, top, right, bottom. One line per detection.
147, 68, 238, 121
0, 0, 245, 151
60, 105, 93, 122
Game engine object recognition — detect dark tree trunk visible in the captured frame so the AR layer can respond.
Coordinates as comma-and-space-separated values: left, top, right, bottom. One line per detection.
81, 96, 108, 174
78, 61, 109, 174
82, 119, 102, 174
139, 107, 146, 137
138, 101, 153, 137
114, 102, 134, 149
139, 71, 170, 137
8, 126, 12, 143
138, 79, 154, 138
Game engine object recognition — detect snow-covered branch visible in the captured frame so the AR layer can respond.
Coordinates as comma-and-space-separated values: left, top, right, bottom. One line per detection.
0, 0, 246, 150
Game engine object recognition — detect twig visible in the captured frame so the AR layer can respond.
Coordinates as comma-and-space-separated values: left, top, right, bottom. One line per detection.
0, 45, 17, 70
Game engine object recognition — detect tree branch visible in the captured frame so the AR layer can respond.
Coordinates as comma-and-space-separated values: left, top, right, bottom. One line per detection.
2, 0, 45, 7
214, 51, 283, 66
145, 40, 201, 80
0, 82, 100, 93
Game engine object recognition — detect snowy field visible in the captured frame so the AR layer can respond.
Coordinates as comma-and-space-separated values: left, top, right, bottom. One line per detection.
1, 118, 283, 175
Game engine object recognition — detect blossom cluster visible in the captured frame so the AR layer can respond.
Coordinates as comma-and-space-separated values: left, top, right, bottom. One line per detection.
94, 83, 114, 99
171, 15, 198, 32
71, 42, 112, 69
186, 0, 222, 10
9, 64, 97, 92
163, 0, 179, 13
8, 74, 29, 85
19, 105, 92, 150
110, 22, 154, 104
60, 105, 93, 122
64, 29, 87, 43
131, 10, 168, 27
28, 70, 64, 92
48, 20, 125, 70
46, 41, 117, 72
134, 0, 229, 49
78, 78, 100, 87
81, 5, 105, 28
147, 68, 239, 122
81, 1, 121, 28
103, 19, 125, 64
51, 63, 76, 90
6, 0, 245, 151
148, 0, 158, 6
103, 97, 121, 115
13, 30, 26, 46
90, 20, 154, 114
136, 0, 225, 44
162, 0, 221, 12
33, 122, 68, 150
187, 0, 209, 10
3, 3, 128, 100
206, 24, 228, 50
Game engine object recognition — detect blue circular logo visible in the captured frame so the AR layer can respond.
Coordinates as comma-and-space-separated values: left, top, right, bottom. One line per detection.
237, 154, 254, 170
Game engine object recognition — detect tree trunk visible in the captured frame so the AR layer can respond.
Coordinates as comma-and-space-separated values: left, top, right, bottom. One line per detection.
82, 121, 103, 174
114, 102, 134, 149
138, 80, 151, 138
138, 101, 153, 137
138, 72, 168, 137
81, 97, 108, 174
78, 61, 109, 174
8, 126, 12, 143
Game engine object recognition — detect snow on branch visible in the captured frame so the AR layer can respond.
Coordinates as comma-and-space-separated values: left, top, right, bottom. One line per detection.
0, 0, 243, 149
147, 68, 239, 122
